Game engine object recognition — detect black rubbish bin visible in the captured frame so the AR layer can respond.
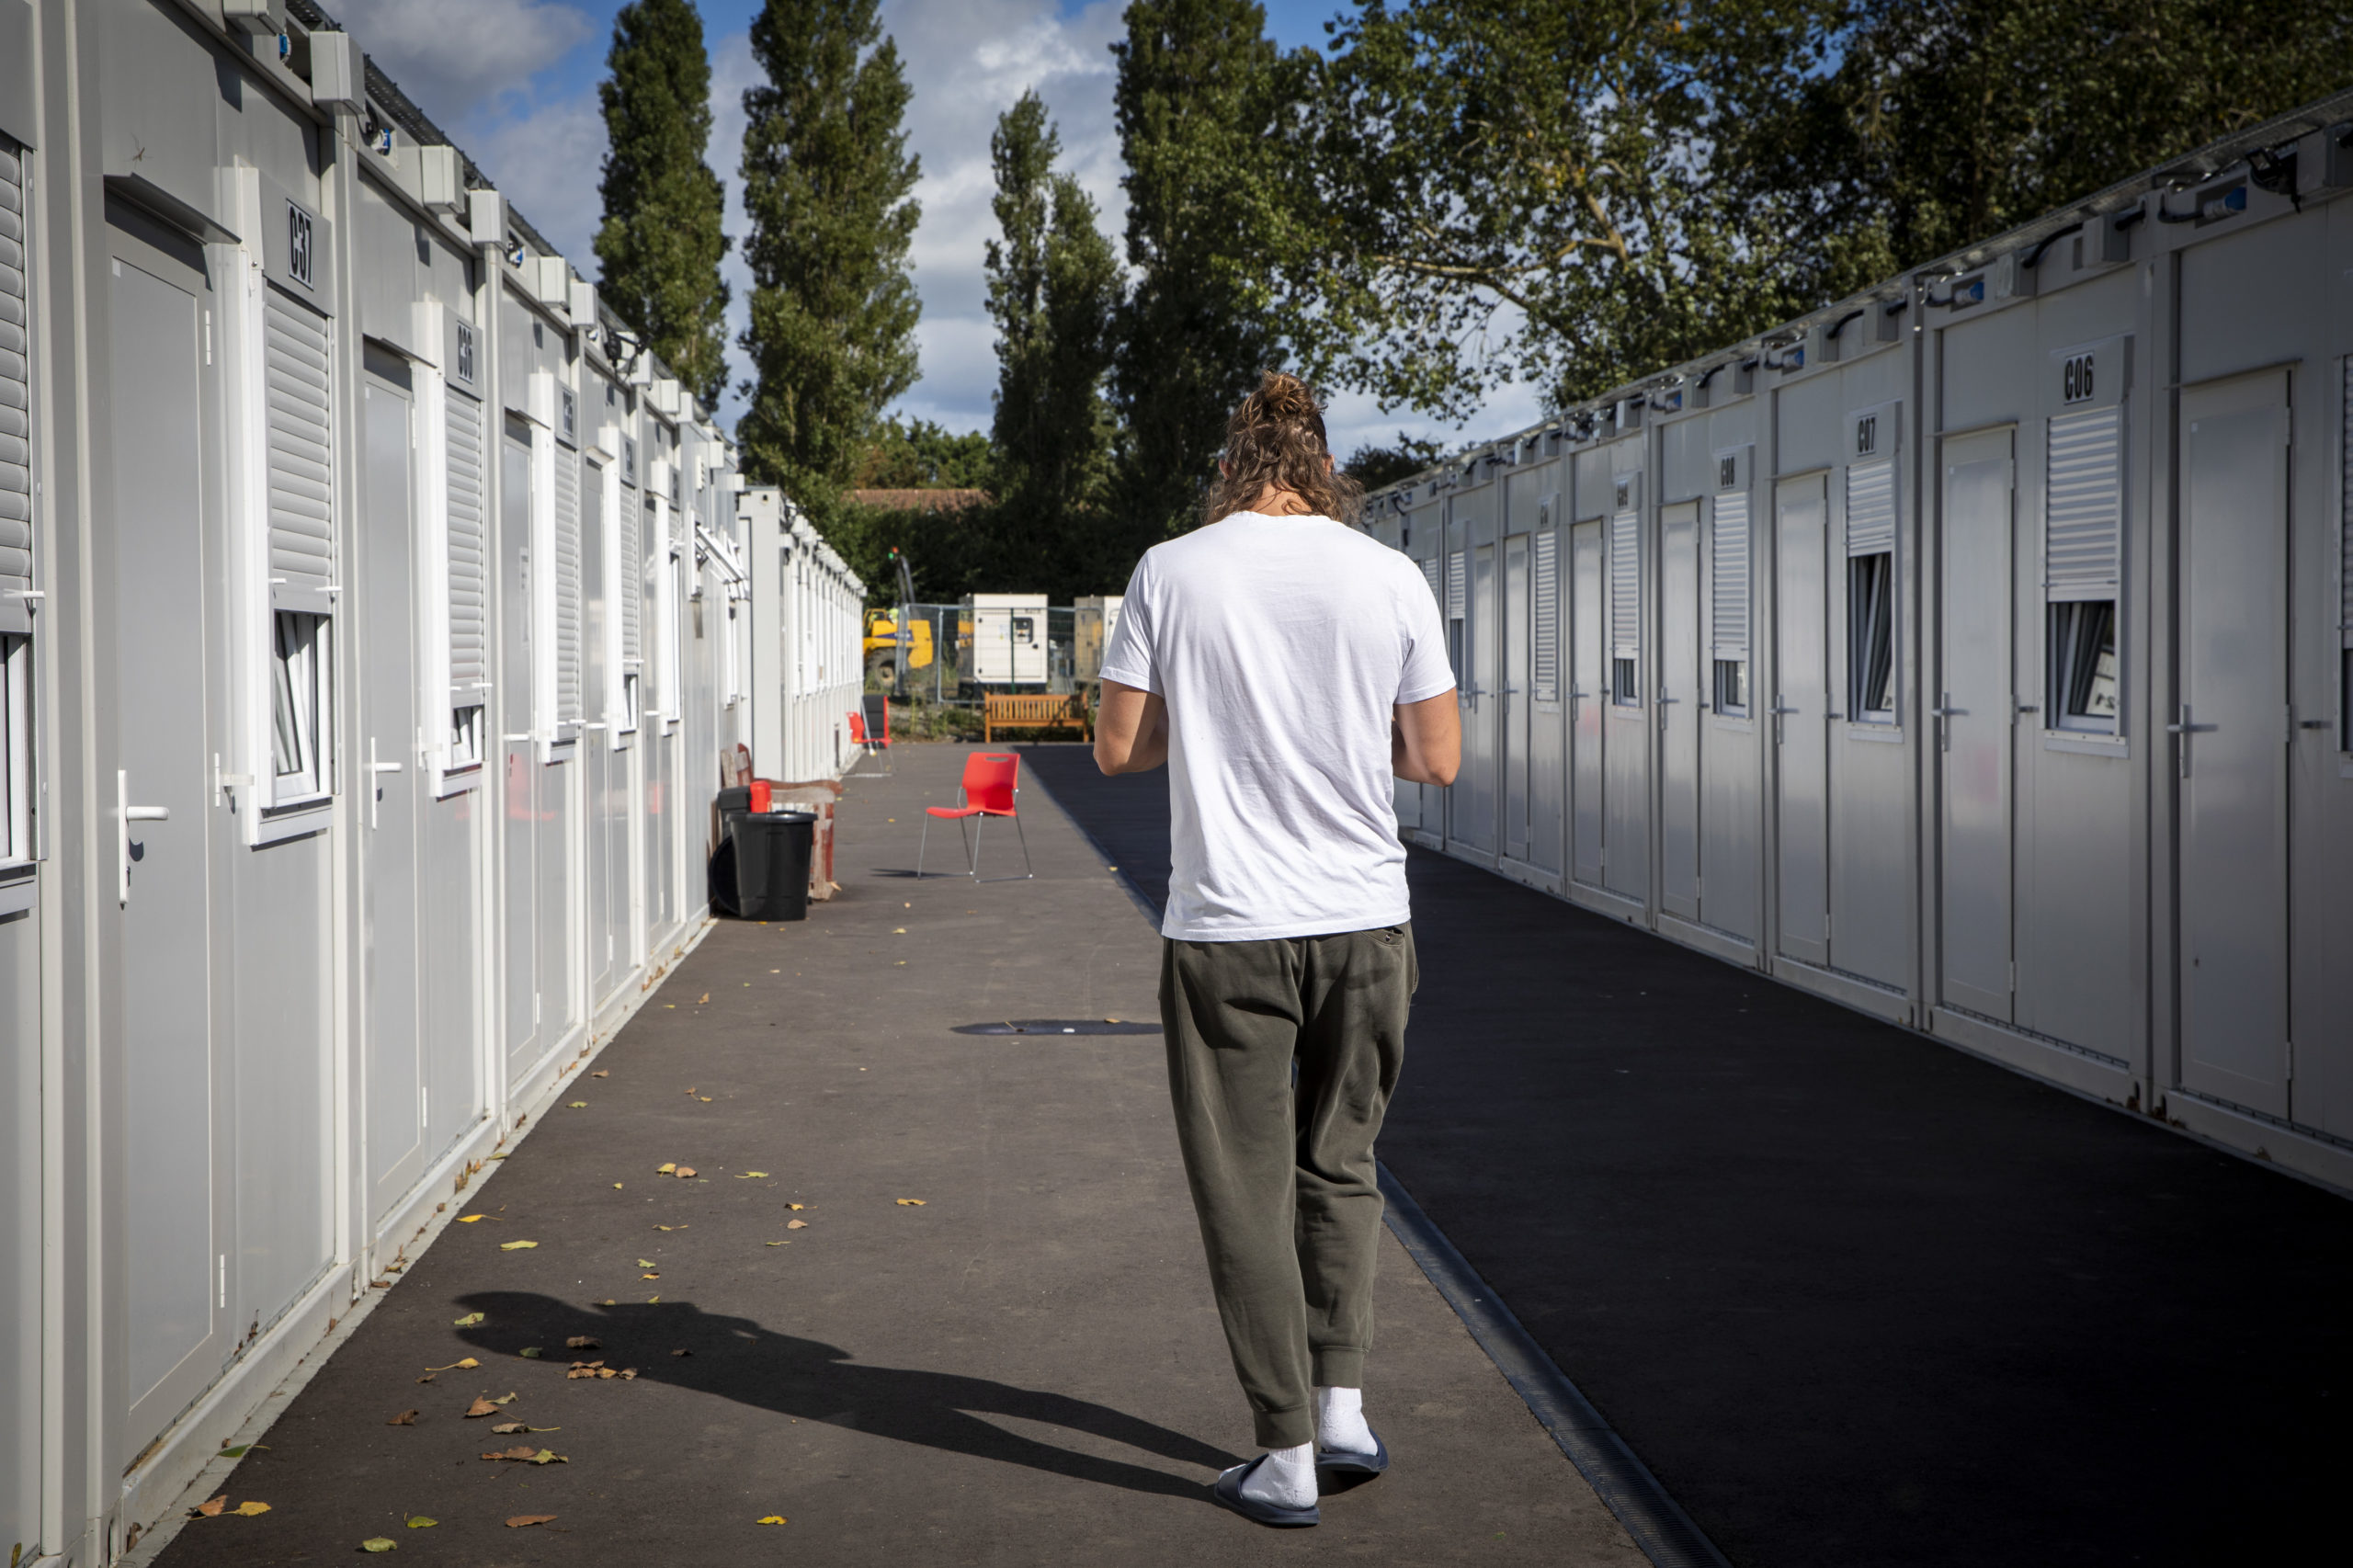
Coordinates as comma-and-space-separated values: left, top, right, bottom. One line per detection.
730, 810, 815, 921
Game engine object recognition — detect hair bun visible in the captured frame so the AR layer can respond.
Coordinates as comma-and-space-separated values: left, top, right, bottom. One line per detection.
1243, 369, 1321, 427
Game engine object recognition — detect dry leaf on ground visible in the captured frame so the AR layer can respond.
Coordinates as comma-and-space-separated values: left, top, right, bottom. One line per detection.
655, 1163, 676, 1174
506, 1515, 557, 1528
405, 1515, 437, 1528
697, 993, 710, 1004
491, 1392, 518, 1404
219, 1444, 267, 1458
519, 1346, 543, 1358
765, 1241, 788, 1246
675, 1166, 697, 1177
565, 1335, 601, 1349
386, 1410, 417, 1426
636, 1259, 655, 1268
498, 1240, 538, 1251
671, 1348, 691, 1357
453, 1312, 485, 1327
641, 1272, 659, 1279
895, 1199, 926, 1206
757, 1515, 789, 1525
190, 1495, 227, 1518
734, 1171, 769, 1179
424, 1358, 479, 1371
490, 1422, 560, 1435
786, 1219, 808, 1230
788, 1203, 805, 1210
455, 1215, 498, 1223
360, 1537, 396, 1552
567, 1101, 587, 1109
464, 1397, 498, 1418
233, 1501, 271, 1517
590, 1070, 608, 1078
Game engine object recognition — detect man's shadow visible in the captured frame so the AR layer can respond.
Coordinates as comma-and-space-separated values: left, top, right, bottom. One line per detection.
455, 1293, 1236, 1500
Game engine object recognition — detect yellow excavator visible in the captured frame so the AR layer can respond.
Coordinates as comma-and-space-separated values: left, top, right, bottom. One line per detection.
863, 549, 939, 685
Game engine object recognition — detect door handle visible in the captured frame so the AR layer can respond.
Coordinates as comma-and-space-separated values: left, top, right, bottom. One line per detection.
368, 738, 405, 829
116, 768, 170, 907
2167, 707, 2215, 778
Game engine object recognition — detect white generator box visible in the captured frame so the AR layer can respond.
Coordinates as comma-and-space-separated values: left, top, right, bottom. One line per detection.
967, 593, 1049, 687
1074, 594, 1125, 683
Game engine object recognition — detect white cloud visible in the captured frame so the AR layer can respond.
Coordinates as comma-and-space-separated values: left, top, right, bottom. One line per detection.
464, 91, 609, 265
336, 0, 596, 118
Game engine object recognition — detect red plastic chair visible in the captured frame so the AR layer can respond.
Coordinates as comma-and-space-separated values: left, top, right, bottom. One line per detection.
847, 707, 892, 776
916, 751, 1032, 881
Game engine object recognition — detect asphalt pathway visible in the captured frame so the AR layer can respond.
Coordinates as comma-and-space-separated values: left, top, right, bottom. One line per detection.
1016, 743, 2353, 1568
149, 742, 1643, 1567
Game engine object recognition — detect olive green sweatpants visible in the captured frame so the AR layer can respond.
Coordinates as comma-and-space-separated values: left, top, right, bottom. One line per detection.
1159, 924, 1415, 1449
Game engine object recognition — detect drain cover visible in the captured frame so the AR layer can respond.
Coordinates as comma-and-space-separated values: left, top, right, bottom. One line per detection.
951, 1019, 1163, 1036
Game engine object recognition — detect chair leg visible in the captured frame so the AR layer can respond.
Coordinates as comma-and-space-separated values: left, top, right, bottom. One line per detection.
1014, 810, 1033, 879
966, 814, 983, 879
917, 814, 930, 879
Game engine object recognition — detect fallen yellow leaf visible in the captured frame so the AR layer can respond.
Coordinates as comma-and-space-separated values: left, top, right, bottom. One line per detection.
613, 1183, 623, 1189
567, 1101, 587, 1108
766, 1241, 789, 1246
424, 1358, 479, 1371
519, 1346, 543, 1358
498, 1240, 538, 1250
734, 1171, 769, 1179
637, 1259, 655, 1267
892, 927, 907, 934
405, 1515, 437, 1528
757, 1515, 789, 1525
786, 1218, 809, 1229
456, 1215, 491, 1223
453, 1312, 484, 1327
655, 1163, 676, 1174
233, 1501, 271, 1517
490, 1422, 560, 1435
895, 1199, 927, 1206
697, 993, 710, 1004
642, 1272, 660, 1279
360, 1537, 397, 1552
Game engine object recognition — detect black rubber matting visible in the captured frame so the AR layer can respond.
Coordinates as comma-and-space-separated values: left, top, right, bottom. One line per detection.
1016, 744, 2353, 1568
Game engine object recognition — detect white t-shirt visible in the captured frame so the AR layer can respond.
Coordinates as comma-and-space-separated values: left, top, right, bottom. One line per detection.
1099, 510, 1455, 942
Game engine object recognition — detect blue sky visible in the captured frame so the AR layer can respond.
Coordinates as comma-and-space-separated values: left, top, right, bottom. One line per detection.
338, 0, 1539, 455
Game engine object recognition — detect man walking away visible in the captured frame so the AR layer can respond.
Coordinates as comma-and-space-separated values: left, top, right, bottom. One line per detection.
1094, 370, 1461, 1528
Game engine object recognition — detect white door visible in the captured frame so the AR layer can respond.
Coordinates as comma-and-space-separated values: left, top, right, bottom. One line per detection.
1775, 475, 1831, 964
1503, 532, 1530, 862
501, 419, 540, 1066
1571, 520, 1605, 884
361, 365, 426, 1215
1938, 429, 2016, 1019
1453, 543, 1497, 854
109, 242, 230, 1446
2177, 371, 2290, 1116
1660, 503, 1700, 920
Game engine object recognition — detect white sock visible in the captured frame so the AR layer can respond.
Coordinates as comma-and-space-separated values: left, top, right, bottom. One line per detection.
1237, 1442, 1317, 1508
1316, 1386, 1372, 1453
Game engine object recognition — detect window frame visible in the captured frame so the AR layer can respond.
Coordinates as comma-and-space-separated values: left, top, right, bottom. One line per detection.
2048, 598, 2120, 734
0, 633, 31, 881
269, 608, 335, 808
1847, 550, 1896, 724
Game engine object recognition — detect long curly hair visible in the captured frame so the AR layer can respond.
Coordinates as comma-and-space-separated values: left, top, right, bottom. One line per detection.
1198, 370, 1364, 528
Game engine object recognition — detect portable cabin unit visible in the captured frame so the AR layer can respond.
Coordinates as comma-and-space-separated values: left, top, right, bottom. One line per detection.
966, 592, 1051, 687
1073, 593, 1125, 685
0, 6, 858, 1561
1368, 88, 2353, 1199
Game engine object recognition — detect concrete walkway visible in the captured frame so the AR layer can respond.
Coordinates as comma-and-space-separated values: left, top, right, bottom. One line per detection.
150, 743, 1643, 1567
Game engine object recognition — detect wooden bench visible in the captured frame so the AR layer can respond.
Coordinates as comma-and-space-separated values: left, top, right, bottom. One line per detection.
983, 690, 1092, 742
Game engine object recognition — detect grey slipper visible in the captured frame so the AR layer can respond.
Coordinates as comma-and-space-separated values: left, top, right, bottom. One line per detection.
1316, 1428, 1390, 1476
1210, 1456, 1321, 1528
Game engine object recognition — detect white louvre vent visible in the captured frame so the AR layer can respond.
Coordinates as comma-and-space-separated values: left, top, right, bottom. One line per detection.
1846, 458, 1895, 556
1712, 489, 1751, 657
553, 444, 583, 725
0, 141, 29, 634
1533, 526, 1560, 702
1445, 551, 1466, 620
265, 285, 335, 605
1609, 506, 1639, 656
619, 472, 642, 665
1420, 554, 1441, 608
2047, 404, 2121, 599
445, 387, 488, 692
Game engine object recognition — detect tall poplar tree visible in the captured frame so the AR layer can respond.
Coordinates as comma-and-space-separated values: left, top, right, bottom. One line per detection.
594, 0, 731, 410
1111, 0, 1301, 540
737, 0, 923, 509
985, 92, 1120, 588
